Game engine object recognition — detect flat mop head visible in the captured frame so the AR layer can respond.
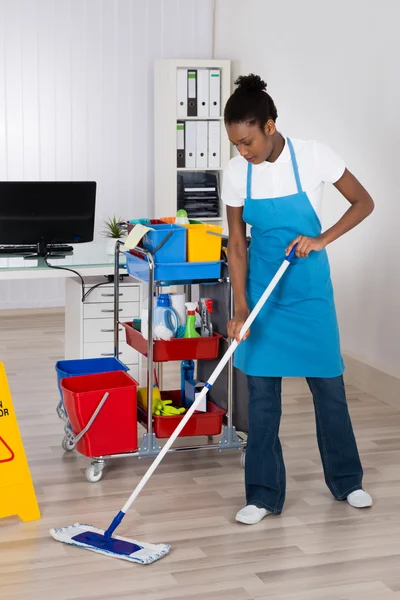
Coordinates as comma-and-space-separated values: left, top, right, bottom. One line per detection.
50, 523, 171, 565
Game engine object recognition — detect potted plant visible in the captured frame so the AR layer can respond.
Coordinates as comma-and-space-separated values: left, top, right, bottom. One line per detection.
103, 216, 126, 255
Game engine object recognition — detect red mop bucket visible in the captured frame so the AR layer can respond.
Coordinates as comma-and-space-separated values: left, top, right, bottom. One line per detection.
61, 371, 138, 457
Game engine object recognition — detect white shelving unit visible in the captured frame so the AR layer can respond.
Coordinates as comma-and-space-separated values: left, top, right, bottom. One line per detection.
154, 59, 231, 224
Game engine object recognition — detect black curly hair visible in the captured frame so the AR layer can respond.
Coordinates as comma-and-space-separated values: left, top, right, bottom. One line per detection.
224, 74, 278, 130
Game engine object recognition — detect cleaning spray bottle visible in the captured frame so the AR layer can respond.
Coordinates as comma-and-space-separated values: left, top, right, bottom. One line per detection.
184, 302, 200, 338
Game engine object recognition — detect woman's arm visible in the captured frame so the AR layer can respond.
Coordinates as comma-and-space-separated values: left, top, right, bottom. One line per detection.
286, 169, 375, 258
226, 205, 250, 342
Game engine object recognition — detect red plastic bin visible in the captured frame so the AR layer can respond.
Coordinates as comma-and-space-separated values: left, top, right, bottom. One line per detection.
61, 371, 138, 457
123, 322, 222, 362
137, 390, 226, 438
127, 219, 166, 234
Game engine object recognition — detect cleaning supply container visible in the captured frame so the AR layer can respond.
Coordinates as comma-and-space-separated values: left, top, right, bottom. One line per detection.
61, 370, 139, 457
125, 251, 223, 282
142, 223, 186, 263
183, 223, 223, 262
137, 390, 225, 438
123, 322, 222, 361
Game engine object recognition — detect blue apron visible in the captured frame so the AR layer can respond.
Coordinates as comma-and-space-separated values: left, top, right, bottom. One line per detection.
234, 138, 344, 378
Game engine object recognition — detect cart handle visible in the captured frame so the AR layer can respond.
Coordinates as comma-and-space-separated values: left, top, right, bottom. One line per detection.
67, 392, 109, 445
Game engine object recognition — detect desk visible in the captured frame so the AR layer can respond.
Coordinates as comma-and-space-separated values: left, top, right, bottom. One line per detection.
0, 243, 141, 379
0, 242, 124, 281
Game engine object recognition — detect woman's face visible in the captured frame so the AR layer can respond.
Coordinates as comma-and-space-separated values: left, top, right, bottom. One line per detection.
226, 120, 277, 165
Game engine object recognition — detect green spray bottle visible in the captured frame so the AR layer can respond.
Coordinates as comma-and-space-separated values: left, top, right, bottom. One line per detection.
184, 302, 200, 338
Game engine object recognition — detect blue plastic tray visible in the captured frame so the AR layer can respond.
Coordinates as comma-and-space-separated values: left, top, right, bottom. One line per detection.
142, 223, 186, 263
125, 251, 222, 283
55, 357, 128, 398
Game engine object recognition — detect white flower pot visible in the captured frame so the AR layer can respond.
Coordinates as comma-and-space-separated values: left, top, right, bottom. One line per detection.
106, 237, 125, 255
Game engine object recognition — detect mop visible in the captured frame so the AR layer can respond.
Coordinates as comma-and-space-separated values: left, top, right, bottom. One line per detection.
50, 246, 297, 564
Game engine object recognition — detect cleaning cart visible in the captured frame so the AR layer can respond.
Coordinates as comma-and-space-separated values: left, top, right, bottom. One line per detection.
58, 221, 247, 482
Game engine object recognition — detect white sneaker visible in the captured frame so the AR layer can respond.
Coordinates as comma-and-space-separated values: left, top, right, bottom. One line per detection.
235, 504, 271, 525
347, 489, 373, 508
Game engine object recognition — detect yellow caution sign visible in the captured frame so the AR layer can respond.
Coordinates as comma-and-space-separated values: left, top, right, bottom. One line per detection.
0, 362, 40, 522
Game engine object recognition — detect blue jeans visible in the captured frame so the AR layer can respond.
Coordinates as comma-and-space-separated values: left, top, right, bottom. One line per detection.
245, 375, 363, 513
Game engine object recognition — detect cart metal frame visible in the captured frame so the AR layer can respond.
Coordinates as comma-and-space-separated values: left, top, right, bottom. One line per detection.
82, 240, 246, 481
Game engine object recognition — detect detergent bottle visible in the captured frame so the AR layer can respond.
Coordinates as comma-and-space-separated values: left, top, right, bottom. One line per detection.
175, 209, 189, 225
184, 302, 200, 338
153, 294, 179, 340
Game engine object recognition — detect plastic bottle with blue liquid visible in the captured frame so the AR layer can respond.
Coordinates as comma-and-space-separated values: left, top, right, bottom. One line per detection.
180, 359, 195, 405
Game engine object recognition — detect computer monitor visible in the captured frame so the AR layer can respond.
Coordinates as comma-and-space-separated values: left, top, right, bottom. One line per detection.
0, 181, 96, 256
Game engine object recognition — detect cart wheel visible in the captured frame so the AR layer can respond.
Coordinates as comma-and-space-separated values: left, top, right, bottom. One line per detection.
62, 436, 75, 452
85, 464, 103, 483
240, 450, 246, 468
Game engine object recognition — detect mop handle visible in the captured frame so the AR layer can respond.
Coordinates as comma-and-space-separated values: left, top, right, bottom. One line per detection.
116, 246, 297, 517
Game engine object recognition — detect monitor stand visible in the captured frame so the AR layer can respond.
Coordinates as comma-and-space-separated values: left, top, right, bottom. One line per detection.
21, 241, 74, 259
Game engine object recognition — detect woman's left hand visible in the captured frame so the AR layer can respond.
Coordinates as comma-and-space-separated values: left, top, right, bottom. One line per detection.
286, 235, 326, 258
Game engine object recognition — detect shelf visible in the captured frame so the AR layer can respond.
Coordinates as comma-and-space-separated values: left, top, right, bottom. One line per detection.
155, 59, 231, 220
197, 217, 223, 222
177, 167, 223, 171
179, 116, 224, 121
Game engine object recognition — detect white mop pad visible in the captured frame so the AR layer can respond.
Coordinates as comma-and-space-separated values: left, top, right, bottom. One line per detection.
50, 523, 171, 565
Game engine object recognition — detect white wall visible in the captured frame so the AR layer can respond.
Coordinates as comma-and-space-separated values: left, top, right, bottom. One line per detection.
214, 0, 399, 376
0, 0, 213, 309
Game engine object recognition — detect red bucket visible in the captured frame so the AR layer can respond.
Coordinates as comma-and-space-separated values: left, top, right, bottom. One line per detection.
61, 371, 138, 457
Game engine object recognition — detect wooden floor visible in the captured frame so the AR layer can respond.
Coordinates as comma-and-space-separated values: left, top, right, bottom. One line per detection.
1, 312, 400, 600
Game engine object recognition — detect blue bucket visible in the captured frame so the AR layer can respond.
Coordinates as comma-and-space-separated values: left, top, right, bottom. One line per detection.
55, 357, 128, 399
142, 224, 186, 263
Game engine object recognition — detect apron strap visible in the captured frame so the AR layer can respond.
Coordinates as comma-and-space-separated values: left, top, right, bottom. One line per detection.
246, 162, 252, 199
287, 138, 303, 193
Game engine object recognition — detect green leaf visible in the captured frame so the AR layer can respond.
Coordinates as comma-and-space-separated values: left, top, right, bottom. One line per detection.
102, 216, 126, 238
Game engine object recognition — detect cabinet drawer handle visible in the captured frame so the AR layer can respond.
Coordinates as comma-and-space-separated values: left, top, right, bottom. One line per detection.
101, 293, 123, 297
101, 308, 122, 313
101, 328, 122, 333
101, 352, 122, 357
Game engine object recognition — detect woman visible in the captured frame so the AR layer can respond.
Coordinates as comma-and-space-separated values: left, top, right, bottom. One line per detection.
222, 74, 375, 525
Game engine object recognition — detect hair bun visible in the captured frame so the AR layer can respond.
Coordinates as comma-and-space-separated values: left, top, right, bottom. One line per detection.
234, 74, 267, 93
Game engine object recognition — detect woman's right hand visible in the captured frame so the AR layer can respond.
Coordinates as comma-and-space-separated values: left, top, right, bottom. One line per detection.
227, 308, 250, 344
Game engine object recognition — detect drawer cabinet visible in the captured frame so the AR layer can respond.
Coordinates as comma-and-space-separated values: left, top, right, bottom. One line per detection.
65, 276, 142, 379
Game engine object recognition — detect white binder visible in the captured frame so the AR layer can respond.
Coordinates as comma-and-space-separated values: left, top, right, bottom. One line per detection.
185, 121, 197, 169
209, 69, 221, 117
197, 68, 209, 117
208, 121, 220, 168
196, 121, 208, 168
177, 69, 187, 117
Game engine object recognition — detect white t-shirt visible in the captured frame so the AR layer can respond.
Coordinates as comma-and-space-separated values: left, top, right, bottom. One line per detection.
221, 137, 346, 221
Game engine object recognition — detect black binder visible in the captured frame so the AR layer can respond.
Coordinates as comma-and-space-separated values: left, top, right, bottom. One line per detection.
176, 121, 185, 168
187, 70, 197, 117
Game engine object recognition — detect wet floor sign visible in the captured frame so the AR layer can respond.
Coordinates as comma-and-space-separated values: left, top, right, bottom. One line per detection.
0, 362, 40, 522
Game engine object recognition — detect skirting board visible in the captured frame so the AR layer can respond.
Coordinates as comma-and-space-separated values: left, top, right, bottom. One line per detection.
343, 353, 400, 410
